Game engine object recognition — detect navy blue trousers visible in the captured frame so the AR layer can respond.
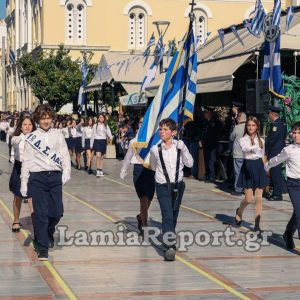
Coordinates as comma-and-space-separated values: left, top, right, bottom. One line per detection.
270, 163, 284, 197
28, 171, 63, 252
285, 178, 300, 239
156, 181, 185, 244
203, 143, 217, 180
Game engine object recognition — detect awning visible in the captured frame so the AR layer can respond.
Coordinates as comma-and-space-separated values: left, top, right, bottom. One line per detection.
146, 53, 252, 97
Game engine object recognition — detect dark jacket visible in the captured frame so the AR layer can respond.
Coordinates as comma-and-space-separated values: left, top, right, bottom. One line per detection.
265, 118, 287, 158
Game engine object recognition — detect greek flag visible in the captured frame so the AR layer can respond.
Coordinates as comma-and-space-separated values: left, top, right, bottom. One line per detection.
272, 0, 281, 27
261, 0, 284, 97
218, 29, 225, 50
250, 0, 266, 36
154, 35, 164, 66
9, 49, 16, 65
144, 33, 155, 57
78, 62, 89, 108
136, 29, 197, 163
140, 62, 158, 92
285, 6, 294, 33
230, 25, 244, 46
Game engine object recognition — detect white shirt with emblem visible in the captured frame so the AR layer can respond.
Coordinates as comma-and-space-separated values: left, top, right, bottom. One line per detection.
20, 128, 71, 186
265, 144, 300, 179
239, 134, 265, 160
150, 140, 194, 184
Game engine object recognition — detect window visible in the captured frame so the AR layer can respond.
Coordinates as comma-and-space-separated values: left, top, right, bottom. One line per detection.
128, 6, 147, 50
65, 0, 86, 45
194, 9, 207, 46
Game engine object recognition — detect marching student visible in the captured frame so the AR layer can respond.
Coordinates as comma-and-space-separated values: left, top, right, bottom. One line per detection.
74, 119, 84, 170
68, 119, 77, 164
61, 121, 70, 149
120, 118, 155, 233
90, 114, 113, 177
234, 116, 269, 232
9, 115, 36, 232
20, 104, 71, 261
265, 122, 300, 249
7, 117, 18, 163
150, 118, 193, 261
82, 117, 94, 174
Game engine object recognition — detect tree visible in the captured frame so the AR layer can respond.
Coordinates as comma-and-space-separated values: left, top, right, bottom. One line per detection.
17, 45, 82, 111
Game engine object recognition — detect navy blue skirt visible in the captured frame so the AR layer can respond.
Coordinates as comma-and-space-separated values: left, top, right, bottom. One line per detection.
84, 138, 92, 151
65, 138, 71, 149
237, 158, 269, 189
68, 137, 76, 150
75, 137, 83, 154
9, 160, 24, 197
133, 164, 155, 199
93, 139, 107, 154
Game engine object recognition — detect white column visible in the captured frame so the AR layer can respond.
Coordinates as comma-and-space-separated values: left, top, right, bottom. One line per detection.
27, 0, 32, 52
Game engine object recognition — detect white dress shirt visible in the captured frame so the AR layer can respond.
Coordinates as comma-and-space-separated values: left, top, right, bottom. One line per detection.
0, 121, 9, 132
6, 126, 15, 144
121, 138, 143, 173
150, 140, 193, 184
21, 128, 71, 186
61, 127, 69, 139
11, 133, 25, 162
69, 127, 77, 138
265, 144, 300, 179
239, 134, 265, 160
81, 126, 93, 147
90, 123, 113, 147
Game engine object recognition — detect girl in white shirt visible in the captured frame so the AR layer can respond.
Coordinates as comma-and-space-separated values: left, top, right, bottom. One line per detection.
9, 115, 36, 232
235, 116, 269, 232
90, 114, 113, 177
82, 117, 94, 174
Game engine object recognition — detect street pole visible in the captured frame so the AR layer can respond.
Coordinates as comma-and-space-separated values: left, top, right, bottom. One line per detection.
1, 37, 6, 111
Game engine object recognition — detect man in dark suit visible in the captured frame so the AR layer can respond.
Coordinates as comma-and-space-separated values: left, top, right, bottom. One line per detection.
265, 106, 287, 201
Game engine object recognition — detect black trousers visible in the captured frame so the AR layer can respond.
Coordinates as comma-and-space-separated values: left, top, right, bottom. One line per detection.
285, 178, 300, 239
28, 171, 63, 252
203, 143, 217, 180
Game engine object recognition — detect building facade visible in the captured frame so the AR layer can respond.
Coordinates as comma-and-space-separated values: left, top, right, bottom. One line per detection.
4, 0, 296, 110
0, 19, 7, 111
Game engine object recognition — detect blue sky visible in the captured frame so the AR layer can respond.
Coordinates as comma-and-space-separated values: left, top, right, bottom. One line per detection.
0, 0, 5, 19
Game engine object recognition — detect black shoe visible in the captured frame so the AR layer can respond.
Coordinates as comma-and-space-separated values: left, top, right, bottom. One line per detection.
85, 166, 88, 171
88, 168, 93, 175
283, 233, 295, 249
38, 250, 48, 261
234, 208, 242, 226
12, 222, 21, 233
205, 178, 216, 184
136, 215, 142, 232
164, 248, 176, 261
48, 237, 55, 249
231, 191, 243, 196
268, 196, 283, 201
263, 191, 271, 199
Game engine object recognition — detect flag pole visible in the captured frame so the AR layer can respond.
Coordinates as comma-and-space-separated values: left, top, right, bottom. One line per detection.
177, 0, 196, 139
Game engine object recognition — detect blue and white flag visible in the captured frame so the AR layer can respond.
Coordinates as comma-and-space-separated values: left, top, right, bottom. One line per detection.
243, 19, 252, 33
261, 38, 284, 97
231, 25, 244, 46
78, 62, 89, 108
272, 0, 281, 27
285, 6, 294, 33
9, 49, 16, 65
166, 43, 174, 62
140, 62, 158, 92
218, 29, 225, 50
154, 35, 164, 66
136, 29, 197, 163
144, 32, 155, 57
250, 0, 266, 36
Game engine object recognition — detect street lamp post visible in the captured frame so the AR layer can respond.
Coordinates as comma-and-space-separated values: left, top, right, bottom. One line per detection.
152, 20, 170, 73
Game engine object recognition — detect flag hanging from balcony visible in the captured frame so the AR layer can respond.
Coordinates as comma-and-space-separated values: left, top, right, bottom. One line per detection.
136, 27, 197, 164
261, 0, 284, 97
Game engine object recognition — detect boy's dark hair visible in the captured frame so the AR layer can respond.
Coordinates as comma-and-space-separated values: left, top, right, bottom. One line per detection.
292, 122, 300, 131
159, 118, 177, 131
34, 104, 55, 123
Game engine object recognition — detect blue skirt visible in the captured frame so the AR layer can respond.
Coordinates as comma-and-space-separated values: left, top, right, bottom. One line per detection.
84, 138, 92, 151
65, 138, 71, 149
237, 158, 269, 189
9, 160, 24, 197
93, 139, 107, 154
75, 137, 83, 154
68, 137, 76, 150
133, 164, 155, 199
